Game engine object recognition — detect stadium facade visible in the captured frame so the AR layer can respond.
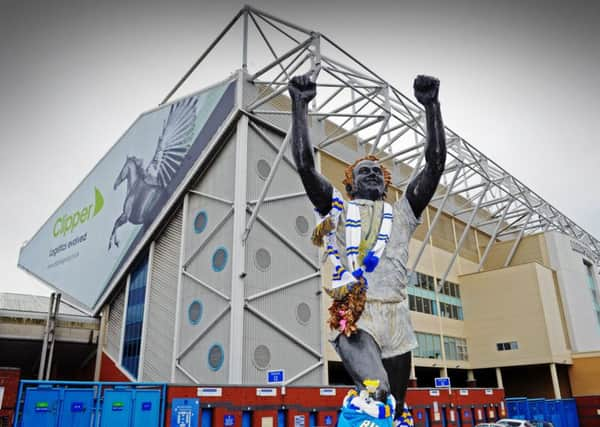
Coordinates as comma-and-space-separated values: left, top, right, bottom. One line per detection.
17, 6, 600, 399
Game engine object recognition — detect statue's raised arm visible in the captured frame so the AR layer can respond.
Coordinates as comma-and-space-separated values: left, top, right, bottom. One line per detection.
406, 75, 447, 218
288, 74, 333, 216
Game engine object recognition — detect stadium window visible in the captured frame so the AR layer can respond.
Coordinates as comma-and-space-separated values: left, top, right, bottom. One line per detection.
450, 283, 457, 297
440, 303, 446, 317
496, 341, 519, 352
415, 332, 442, 359
409, 295, 416, 311
121, 252, 149, 379
408, 273, 418, 287
444, 336, 467, 361
422, 298, 431, 314
457, 339, 468, 360
584, 261, 600, 329
426, 275, 435, 291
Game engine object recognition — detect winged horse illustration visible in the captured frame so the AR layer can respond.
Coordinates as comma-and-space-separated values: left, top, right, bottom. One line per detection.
109, 96, 198, 250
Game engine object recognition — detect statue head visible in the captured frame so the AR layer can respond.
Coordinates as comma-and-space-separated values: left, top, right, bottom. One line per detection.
343, 155, 391, 200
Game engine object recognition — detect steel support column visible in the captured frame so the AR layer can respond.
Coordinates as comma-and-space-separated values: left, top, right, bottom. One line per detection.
439, 182, 490, 290
503, 211, 533, 267
477, 200, 513, 271
410, 165, 463, 272
229, 71, 249, 383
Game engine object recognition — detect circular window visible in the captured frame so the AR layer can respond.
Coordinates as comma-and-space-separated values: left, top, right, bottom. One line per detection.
256, 159, 271, 180
208, 344, 224, 371
295, 215, 309, 235
188, 300, 203, 325
194, 211, 208, 234
254, 248, 272, 271
253, 344, 271, 370
212, 247, 228, 272
296, 302, 311, 325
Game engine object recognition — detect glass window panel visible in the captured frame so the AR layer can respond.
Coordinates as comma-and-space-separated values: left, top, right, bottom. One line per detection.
409, 273, 418, 288
122, 253, 149, 379
423, 298, 430, 314
451, 305, 458, 319
497, 343, 504, 351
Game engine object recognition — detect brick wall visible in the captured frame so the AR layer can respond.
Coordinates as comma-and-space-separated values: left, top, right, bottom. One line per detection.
99, 352, 130, 382
0, 367, 21, 426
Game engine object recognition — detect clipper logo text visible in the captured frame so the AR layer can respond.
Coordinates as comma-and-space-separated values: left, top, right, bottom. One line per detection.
53, 187, 104, 237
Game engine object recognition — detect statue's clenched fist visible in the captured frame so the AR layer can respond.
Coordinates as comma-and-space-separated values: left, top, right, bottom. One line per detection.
413, 75, 439, 106
288, 73, 316, 104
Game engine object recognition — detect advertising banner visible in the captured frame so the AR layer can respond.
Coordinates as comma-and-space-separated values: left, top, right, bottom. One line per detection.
18, 78, 236, 312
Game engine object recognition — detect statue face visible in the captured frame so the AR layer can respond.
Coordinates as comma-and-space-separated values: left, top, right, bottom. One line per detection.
350, 159, 386, 200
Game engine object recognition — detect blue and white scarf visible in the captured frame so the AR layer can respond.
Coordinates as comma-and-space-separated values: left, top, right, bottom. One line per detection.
317, 189, 393, 290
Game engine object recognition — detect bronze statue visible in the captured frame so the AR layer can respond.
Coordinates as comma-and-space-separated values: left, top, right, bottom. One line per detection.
288, 73, 446, 423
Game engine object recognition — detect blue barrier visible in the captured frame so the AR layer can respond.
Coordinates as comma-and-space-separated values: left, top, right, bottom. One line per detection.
506, 398, 530, 420
13, 380, 166, 427
505, 397, 579, 427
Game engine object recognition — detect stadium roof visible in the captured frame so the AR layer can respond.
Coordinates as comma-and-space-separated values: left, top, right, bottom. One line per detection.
156, 5, 599, 278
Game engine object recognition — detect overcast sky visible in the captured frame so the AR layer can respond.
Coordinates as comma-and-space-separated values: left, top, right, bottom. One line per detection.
1, 0, 599, 296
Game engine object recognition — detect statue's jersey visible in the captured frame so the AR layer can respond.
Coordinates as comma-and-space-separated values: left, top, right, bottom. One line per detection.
328, 195, 420, 357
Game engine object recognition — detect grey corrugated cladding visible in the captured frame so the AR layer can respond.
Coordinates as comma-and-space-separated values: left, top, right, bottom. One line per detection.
106, 289, 125, 361
142, 207, 183, 381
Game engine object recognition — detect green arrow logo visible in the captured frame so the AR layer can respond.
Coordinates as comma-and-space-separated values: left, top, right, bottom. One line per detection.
93, 187, 104, 216
53, 187, 105, 238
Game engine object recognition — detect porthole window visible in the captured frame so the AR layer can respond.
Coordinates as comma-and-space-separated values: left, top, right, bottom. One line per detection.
256, 159, 271, 180
296, 302, 311, 325
208, 344, 224, 371
295, 215, 309, 235
254, 248, 272, 271
253, 344, 271, 370
194, 211, 208, 234
212, 247, 228, 272
188, 300, 203, 325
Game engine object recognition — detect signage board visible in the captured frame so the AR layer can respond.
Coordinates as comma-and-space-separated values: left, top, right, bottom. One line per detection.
267, 370, 285, 384
171, 398, 199, 427
18, 78, 236, 312
319, 388, 336, 396
434, 377, 451, 388
256, 388, 277, 397
197, 387, 222, 397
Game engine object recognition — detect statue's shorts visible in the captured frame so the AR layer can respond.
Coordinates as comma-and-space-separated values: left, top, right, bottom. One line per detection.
331, 299, 418, 359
